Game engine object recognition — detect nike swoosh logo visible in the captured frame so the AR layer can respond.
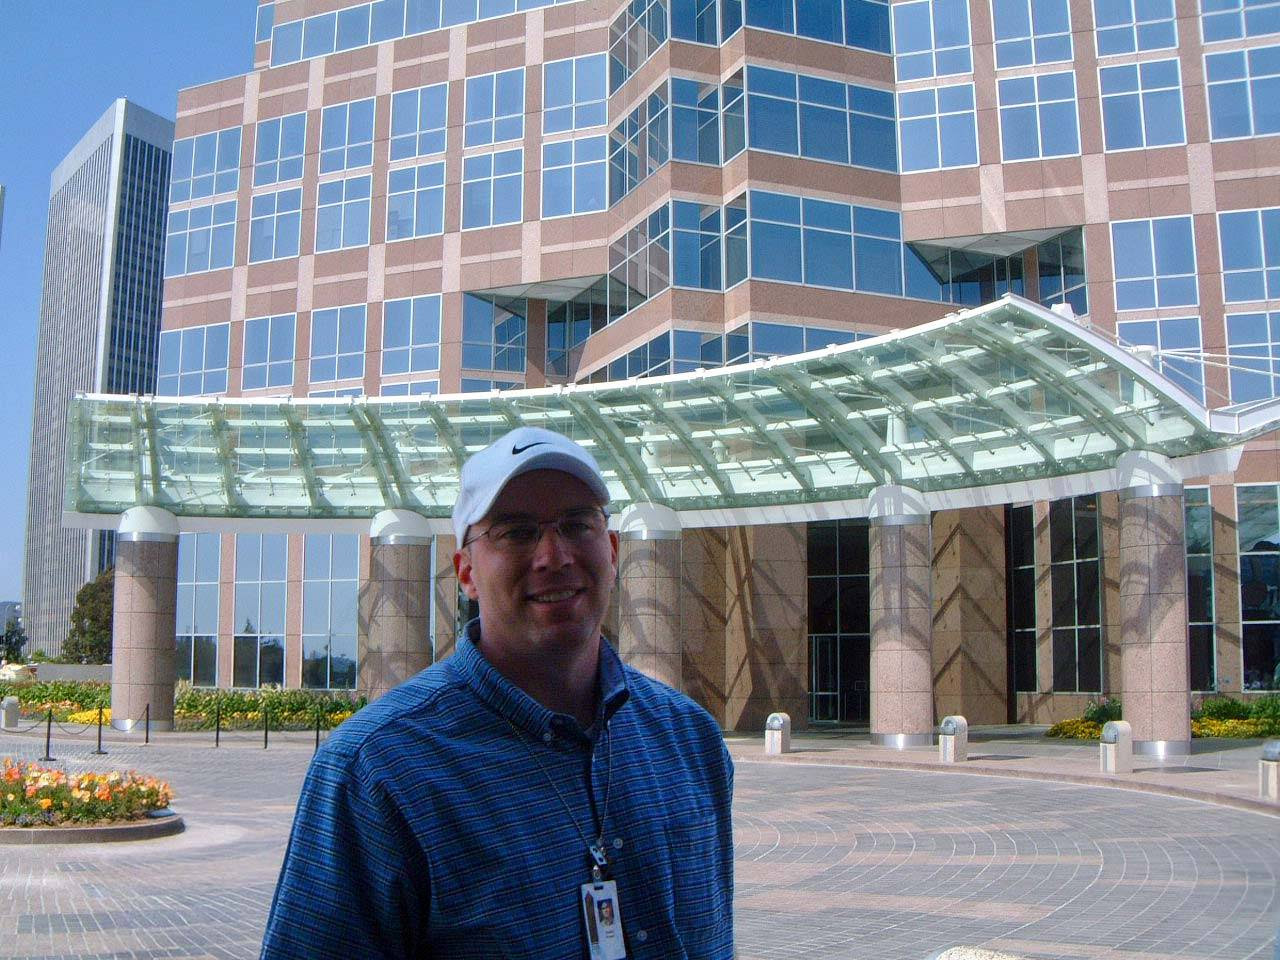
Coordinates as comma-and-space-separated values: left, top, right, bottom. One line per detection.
512, 441, 549, 455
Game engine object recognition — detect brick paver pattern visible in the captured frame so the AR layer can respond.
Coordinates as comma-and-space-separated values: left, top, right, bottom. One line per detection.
1, 731, 1277, 959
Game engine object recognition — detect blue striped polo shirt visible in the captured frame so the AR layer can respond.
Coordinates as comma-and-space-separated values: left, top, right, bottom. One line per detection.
260, 626, 734, 959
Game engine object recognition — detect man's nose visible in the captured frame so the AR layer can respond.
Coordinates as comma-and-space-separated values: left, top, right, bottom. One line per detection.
530, 522, 573, 566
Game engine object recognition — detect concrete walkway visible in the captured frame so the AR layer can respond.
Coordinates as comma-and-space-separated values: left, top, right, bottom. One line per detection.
0, 725, 1276, 959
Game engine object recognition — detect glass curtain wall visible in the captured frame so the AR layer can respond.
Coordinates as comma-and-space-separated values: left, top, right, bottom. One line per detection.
233, 533, 288, 688
176, 533, 220, 686
808, 519, 870, 723
1049, 494, 1102, 692
1236, 485, 1280, 690
302, 534, 360, 689
1006, 504, 1037, 694
1185, 487, 1216, 692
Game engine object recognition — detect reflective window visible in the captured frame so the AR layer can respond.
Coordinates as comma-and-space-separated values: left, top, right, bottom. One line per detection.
233, 534, 287, 689
992, 0, 1072, 67
302, 534, 359, 690
546, 285, 609, 377
1111, 216, 1198, 310
462, 150, 523, 228
303, 11, 337, 58
1219, 207, 1280, 301
607, 205, 671, 321
609, 0, 668, 93
671, 78, 720, 165
336, 3, 372, 50
310, 305, 367, 383
249, 188, 302, 262
254, 113, 306, 186
609, 85, 669, 205
320, 98, 375, 173
670, 0, 720, 43
1116, 316, 1205, 401
1049, 495, 1102, 693
465, 68, 525, 146
898, 83, 977, 171
740, 0, 890, 51
157, 323, 229, 396
1006, 504, 1037, 692
165, 201, 236, 277
1093, 0, 1176, 55
170, 127, 241, 202
542, 137, 607, 217
390, 83, 448, 160
256, 2, 275, 43
462, 295, 526, 371
1037, 228, 1088, 317
243, 314, 296, 391
1100, 59, 1185, 150
672, 200, 722, 290
998, 71, 1079, 160
315, 175, 372, 251
387, 163, 445, 240
722, 71, 746, 160
380, 379, 439, 396
382, 295, 441, 374
544, 54, 607, 134
176, 533, 221, 687
1226, 311, 1280, 402
1185, 487, 1217, 692
1202, 0, 1280, 42
1205, 45, 1280, 140
893, 0, 973, 81
1236, 484, 1280, 690
904, 243, 1025, 304
461, 377, 522, 392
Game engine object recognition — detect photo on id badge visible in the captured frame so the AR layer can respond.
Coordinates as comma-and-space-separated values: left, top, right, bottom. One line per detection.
581, 880, 626, 959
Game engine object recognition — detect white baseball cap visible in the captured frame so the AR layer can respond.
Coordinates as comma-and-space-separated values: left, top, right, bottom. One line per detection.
451, 427, 610, 545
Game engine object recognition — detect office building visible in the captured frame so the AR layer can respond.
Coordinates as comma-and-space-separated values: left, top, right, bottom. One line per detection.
23, 100, 173, 656
74, 0, 1279, 740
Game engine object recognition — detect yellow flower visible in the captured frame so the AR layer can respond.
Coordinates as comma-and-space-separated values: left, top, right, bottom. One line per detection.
38, 798, 52, 810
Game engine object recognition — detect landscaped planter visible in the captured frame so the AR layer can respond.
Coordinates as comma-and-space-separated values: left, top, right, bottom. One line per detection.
1, 759, 176, 840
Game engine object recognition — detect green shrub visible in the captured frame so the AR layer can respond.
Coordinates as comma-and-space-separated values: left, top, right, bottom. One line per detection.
1082, 697, 1122, 724
1195, 696, 1252, 721
1046, 717, 1102, 739
172, 681, 366, 731
0, 679, 111, 719
1249, 693, 1280, 722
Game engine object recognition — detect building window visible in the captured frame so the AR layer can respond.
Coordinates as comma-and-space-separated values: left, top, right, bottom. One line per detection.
1111, 216, 1198, 310
893, 0, 973, 81
1185, 487, 1217, 692
302, 534, 358, 690
170, 127, 241, 202
541, 137, 606, 218
380, 379, 439, 396
176, 533, 220, 687
387, 162, 445, 240
672, 201, 722, 290
1093, 0, 1176, 55
1219, 207, 1280, 302
254, 113, 306, 186
997, 71, 1079, 160
992, 0, 1072, 67
1226, 311, 1280, 402
316, 175, 372, 251
1205, 46, 1280, 140
243, 314, 296, 391
1006, 504, 1037, 692
165, 201, 236, 277
249, 188, 302, 262
1236, 484, 1280, 690
320, 98, 375, 173
608, 205, 672, 320
608, 85, 670, 205
670, 0, 720, 44
1116, 317, 1205, 402
1036, 228, 1088, 316
462, 295, 526, 372
382, 295, 441, 375
311, 305, 367, 383
256, 2, 275, 43
391, 83, 448, 160
609, 0, 668, 93
1049, 494, 1102, 693
233, 534, 287, 689
1202, 0, 1280, 43
461, 377, 522, 392
807, 519, 871, 723
157, 324, 229, 396
671, 78, 721, 165
462, 150, 523, 229
1100, 60, 1185, 150
336, 5, 372, 52
544, 54, 607, 134
722, 71, 746, 160
465, 68, 525, 147
733, 0, 891, 51
898, 83, 977, 171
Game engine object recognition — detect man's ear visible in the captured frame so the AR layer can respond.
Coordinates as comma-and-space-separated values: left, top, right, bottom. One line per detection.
454, 550, 481, 600
608, 530, 619, 573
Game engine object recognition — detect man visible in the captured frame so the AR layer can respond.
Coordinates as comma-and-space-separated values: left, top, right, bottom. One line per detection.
261, 427, 734, 959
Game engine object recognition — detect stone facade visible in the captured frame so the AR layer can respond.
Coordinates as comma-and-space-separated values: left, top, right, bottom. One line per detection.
111, 538, 178, 731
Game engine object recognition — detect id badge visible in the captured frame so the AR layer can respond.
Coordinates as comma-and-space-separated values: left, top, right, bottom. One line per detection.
581, 879, 627, 959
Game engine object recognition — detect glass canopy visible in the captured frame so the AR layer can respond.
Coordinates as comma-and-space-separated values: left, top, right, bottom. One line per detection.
65, 296, 1280, 526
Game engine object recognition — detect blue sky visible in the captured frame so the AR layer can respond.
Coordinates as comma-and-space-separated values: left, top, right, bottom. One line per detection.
0, 2, 255, 602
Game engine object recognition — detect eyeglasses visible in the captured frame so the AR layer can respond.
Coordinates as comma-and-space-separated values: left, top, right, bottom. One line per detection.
462, 507, 609, 553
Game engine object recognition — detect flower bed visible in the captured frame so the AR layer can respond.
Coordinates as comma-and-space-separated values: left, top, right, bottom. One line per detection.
1046, 695, 1280, 740
1, 759, 173, 827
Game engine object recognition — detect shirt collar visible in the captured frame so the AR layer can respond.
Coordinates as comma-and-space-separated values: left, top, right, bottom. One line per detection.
455, 619, 631, 741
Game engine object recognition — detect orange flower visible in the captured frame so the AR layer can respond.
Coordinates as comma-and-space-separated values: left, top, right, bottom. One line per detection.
94, 784, 112, 802
25, 785, 38, 798
38, 798, 52, 810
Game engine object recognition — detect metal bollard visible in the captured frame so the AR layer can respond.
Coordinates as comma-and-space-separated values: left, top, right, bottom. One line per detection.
93, 706, 107, 755
41, 708, 54, 762
1100, 720, 1133, 775
938, 715, 968, 763
0, 696, 17, 730
214, 698, 221, 748
263, 702, 270, 750
764, 712, 791, 755
1260, 741, 1280, 803
144, 703, 151, 745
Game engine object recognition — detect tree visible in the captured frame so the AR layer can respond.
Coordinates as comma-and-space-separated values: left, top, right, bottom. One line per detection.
1, 617, 25, 663
64, 567, 114, 664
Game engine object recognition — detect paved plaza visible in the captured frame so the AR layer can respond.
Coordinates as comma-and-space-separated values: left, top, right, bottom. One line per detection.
0, 728, 1276, 959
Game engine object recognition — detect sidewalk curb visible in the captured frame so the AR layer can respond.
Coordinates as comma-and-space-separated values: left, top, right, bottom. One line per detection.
0, 810, 184, 844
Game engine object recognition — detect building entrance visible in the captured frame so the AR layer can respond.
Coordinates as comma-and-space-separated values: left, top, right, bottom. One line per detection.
809, 633, 870, 723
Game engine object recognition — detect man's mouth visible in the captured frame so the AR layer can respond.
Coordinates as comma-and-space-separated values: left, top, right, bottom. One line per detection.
528, 589, 580, 603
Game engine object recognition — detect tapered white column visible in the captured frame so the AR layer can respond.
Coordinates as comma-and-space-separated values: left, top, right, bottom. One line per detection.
617, 503, 682, 689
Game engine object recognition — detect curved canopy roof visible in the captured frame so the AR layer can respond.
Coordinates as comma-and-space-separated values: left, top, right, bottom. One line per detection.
64, 296, 1280, 531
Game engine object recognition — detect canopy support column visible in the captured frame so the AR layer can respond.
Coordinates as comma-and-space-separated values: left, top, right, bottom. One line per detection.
869, 486, 934, 748
360, 510, 434, 700
617, 504, 682, 690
